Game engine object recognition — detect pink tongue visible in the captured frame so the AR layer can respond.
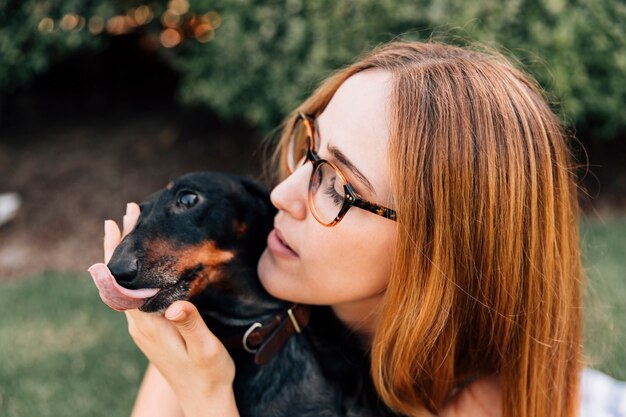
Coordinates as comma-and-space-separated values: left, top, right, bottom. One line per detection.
88, 263, 159, 311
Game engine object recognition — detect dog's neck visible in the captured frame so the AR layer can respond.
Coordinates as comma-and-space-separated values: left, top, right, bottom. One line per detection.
191, 260, 312, 365
200, 303, 311, 365
192, 259, 287, 323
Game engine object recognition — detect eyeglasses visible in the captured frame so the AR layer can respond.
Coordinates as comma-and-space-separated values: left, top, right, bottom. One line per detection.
286, 112, 397, 227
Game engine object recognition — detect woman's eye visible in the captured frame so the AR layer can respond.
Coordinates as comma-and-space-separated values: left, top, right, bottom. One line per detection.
177, 192, 199, 207
324, 183, 344, 206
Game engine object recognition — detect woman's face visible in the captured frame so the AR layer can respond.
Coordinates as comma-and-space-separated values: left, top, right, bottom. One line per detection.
257, 69, 397, 328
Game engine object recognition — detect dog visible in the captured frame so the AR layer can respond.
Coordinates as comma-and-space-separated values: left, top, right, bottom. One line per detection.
89, 172, 397, 417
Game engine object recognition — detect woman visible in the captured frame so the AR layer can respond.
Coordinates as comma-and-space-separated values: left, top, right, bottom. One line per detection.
103, 41, 583, 417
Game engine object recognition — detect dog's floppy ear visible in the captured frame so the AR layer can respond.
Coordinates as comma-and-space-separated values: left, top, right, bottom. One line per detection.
219, 176, 275, 259
229, 177, 276, 241
238, 177, 274, 215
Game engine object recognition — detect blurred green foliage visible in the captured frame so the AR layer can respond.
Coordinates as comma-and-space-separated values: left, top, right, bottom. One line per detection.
0, 0, 104, 90
1, 0, 625, 137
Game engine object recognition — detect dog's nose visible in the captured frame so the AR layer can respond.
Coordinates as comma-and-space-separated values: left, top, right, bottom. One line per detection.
108, 258, 139, 289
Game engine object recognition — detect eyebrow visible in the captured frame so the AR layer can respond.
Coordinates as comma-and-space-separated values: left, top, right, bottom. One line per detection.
326, 144, 377, 196
313, 119, 377, 195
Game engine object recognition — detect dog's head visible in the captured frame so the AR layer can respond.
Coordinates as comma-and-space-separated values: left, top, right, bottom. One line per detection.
103, 172, 280, 317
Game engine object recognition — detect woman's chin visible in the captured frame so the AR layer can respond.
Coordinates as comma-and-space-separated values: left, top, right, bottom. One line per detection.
257, 249, 301, 303
257, 249, 280, 296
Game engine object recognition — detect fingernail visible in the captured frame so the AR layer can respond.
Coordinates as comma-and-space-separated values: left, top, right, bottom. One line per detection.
126, 203, 132, 215
104, 220, 112, 232
166, 304, 185, 321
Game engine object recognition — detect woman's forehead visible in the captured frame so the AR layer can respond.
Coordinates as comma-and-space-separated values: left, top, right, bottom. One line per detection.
317, 69, 393, 197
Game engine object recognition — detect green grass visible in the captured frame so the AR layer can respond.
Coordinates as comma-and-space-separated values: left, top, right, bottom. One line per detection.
581, 217, 626, 381
0, 218, 625, 416
0, 272, 147, 417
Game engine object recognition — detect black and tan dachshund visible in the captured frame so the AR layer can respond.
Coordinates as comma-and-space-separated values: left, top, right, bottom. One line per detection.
90, 172, 397, 417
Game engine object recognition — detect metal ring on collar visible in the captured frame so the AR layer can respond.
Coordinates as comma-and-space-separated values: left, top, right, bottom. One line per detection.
242, 322, 263, 353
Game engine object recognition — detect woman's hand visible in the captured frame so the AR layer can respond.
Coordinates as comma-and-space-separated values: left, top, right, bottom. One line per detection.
104, 203, 240, 417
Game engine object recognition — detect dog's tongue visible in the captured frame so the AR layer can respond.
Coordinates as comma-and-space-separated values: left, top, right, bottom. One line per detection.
88, 263, 159, 311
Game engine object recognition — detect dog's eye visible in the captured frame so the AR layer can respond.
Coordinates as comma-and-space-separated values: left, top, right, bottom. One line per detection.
177, 192, 199, 208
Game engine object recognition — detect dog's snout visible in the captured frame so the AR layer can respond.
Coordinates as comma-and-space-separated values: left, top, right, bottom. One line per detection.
108, 258, 139, 289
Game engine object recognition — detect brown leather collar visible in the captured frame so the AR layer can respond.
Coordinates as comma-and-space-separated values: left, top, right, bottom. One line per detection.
220, 304, 311, 365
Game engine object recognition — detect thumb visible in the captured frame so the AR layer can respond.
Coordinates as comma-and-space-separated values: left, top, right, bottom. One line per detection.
165, 301, 218, 358
104, 220, 122, 263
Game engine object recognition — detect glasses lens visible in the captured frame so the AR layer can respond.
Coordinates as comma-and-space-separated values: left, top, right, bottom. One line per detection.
309, 161, 346, 225
287, 117, 310, 172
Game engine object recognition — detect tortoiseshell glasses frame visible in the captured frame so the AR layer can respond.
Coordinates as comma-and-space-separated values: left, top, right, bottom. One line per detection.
286, 112, 397, 227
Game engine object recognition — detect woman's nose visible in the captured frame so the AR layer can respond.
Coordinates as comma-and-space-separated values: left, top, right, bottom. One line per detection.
270, 164, 310, 220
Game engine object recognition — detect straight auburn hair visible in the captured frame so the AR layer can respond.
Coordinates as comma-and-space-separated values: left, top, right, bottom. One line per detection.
268, 41, 583, 417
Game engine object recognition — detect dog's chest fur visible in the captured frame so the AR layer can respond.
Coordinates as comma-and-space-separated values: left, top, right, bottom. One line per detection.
223, 307, 398, 417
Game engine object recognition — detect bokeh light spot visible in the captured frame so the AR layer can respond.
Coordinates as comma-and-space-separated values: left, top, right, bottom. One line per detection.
59, 14, 79, 31
88, 16, 104, 35
106, 15, 129, 35
134, 5, 154, 25
201, 11, 222, 29
168, 0, 190, 16
160, 28, 183, 48
161, 10, 181, 27
38, 17, 54, 33
124, 14, 138, 28
194, 24, 214, 43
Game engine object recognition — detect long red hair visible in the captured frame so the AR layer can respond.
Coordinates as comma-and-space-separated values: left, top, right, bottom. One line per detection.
269, 41, 583, 417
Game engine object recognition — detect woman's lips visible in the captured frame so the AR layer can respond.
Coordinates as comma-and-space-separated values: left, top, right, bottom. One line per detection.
267, 228, 298, 258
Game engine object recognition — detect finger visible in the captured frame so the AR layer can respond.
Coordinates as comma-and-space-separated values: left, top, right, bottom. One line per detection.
122, 202, 141, 238
125, 309, 185, 351
104, 220, 122, 263
165, 301, 217, 359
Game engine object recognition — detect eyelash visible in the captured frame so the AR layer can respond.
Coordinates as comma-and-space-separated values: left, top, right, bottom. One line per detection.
324, 181, 344, 205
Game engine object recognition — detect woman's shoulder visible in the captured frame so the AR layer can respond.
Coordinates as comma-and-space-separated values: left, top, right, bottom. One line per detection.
440, 375, 502, 417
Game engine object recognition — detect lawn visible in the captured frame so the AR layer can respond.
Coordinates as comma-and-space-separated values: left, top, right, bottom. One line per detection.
580, 217, 626, 381
0, 272, 146, 417
0, 218, 624, 417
